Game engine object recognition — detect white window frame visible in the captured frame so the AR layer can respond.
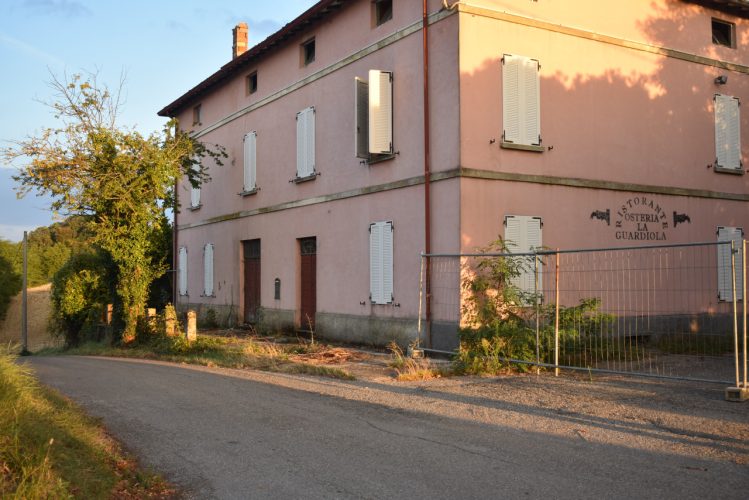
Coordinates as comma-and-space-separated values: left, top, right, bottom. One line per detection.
714, 94, 742, 172
203, 243, 214, 297
370, 221, 394, 304
243, 131, 257, 193
504, 215, 543, 297
502, 54, 541, 149
717, 226, 744, 301
296, 106, 316, 179
355, 70, 394, 160
178, 246, 188, 296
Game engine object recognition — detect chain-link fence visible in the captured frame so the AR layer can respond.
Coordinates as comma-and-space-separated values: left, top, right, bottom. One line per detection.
418, 241, 747, 385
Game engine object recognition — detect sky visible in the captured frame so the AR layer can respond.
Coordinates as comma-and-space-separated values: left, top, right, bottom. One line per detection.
0, 0, 317, 242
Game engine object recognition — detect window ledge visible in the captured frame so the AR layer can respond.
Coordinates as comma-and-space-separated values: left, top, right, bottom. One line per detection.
366, 153, 397, 165
187, 204, 202, 211
200, 294, 216, 298
500, 142, 545, 153
714, 165, 744, 175
293, 173, 317, 184
239, 187, 259, 197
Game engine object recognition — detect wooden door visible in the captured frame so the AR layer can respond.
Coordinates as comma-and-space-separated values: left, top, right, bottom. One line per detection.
299, 237, 316, 330
243, 240, 261, 323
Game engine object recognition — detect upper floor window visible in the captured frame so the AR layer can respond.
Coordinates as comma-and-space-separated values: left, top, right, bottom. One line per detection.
502, 54, 542, 150
355, 70, 394, 161
714, 94, 742, 172
373, 0, 393, 27
243, 131, 257, 193
301, 38, 316, 66
712, 18, 735, 48
192, 104, 202, 126
247, 71, 258, 95
296, 107, 316, 180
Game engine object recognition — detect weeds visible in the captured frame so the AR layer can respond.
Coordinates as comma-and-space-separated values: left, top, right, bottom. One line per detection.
388, 342, 447, 381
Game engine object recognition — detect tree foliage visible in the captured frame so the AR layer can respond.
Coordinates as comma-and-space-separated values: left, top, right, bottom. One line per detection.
0, 240, 22, 321
3, 72, 224, 342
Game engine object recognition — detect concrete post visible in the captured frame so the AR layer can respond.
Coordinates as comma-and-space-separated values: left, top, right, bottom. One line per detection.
165, 307, 177, 337
186, 310, 197, 342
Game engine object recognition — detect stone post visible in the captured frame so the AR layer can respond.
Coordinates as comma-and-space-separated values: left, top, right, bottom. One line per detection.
165, 307, 177, 337
186, 310, 197, 342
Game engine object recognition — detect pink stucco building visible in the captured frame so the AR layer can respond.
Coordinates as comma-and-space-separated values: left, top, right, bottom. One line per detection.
159, 0, 748, 347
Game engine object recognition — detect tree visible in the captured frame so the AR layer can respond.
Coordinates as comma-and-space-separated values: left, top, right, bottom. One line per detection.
2, 73, 224, 342
0, 240, 22, 321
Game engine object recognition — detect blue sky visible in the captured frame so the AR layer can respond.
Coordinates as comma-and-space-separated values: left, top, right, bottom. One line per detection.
0, 0, 316, 242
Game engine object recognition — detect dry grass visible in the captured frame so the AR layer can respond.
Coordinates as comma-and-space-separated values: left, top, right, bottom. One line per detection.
387, 342, 448, 381
0, 350, 176, 498
0, 284, 62, 353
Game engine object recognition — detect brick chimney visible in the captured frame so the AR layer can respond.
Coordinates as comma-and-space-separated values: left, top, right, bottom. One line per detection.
232, 22, 248, 59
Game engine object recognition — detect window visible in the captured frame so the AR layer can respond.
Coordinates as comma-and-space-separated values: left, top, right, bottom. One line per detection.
247, 72, 258, 95
355, 70, 394, 160
370, 221, 393, 304
192, 104, 202, 126
714, 94, 742, 172
203, 243, 214, 297
178, 247, 188, 296
243, 131, 257, 193
504, 215, 542, 296
712, 18, 735, 48
301, 38, 315, 66
374, 0, 393, 26
717, 227, 744, 301
296, 107, 316, 180
502, 54, 541, 149
190, 162, 201, 208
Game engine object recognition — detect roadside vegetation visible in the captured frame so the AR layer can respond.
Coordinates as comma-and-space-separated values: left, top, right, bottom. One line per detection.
0, 351, 175, 498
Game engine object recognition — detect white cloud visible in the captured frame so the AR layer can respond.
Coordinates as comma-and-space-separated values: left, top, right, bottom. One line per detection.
0, 224, 41, 243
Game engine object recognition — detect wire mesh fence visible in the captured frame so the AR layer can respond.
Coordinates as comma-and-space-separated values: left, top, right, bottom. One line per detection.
418, 241, 747, 385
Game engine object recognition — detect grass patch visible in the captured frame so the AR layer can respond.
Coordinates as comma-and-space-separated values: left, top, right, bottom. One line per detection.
0, 351, 175, 498
388, 342, 448, 381
41, 333, 355, 381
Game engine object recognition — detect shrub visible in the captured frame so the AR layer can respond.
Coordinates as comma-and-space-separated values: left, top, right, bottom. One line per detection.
0, 253, 21, 321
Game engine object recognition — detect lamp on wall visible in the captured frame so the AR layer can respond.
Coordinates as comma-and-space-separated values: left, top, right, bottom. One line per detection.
715, 75, 728, 85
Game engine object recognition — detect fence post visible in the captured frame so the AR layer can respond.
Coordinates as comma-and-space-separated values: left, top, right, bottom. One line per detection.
535, 253, 540, 375
417, 253, 424, 349
731, 239, 739, 388
555, 249, 560, 377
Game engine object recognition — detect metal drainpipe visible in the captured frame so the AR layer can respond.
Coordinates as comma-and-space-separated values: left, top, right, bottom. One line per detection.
422, 0, 432, 348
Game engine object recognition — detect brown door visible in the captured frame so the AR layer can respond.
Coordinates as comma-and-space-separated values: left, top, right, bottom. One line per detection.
243, 240, 261, 323
299, 237, 316, 330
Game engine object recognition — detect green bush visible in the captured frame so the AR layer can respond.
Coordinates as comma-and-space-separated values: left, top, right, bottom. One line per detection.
0, 253, 21, 321
50, 251, 112, 346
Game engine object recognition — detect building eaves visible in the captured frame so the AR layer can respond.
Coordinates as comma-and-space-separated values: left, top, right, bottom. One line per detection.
683, 0, 749, 17
158, 0, 347, 118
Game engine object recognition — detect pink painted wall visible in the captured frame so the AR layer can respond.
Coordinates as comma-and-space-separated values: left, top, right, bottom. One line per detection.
172, 0, 460, 325
458, 0, 749, 252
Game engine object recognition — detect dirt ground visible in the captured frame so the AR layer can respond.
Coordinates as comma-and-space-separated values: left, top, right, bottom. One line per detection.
0, 284, 62, 352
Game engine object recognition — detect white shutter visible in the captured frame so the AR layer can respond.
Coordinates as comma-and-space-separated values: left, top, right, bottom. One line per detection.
355, 77, 369, 158
203, 243, 214, 297
178, 247, 188, 296
503, 55, 541, 146
370, 221, 394, 304
243, 131, 257, 191
715, 94, 741, 171
505, 215, 542, 295
296, 107, 315, 178
190, 162, 201, 208
717, 227, 744, 301
369, 70, 393, 154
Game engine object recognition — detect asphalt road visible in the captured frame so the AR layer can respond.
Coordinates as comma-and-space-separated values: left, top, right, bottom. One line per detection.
28, 356, 748, 499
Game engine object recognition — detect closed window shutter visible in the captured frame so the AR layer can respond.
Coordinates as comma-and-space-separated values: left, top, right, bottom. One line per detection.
370, 221, 394, 304
717, 226, 744, 301
715, 94, 741, 170
296, 107, 315, 178
355, 77, 369, 158
178, 247, 188, 296
503, 55, 541, 146
369, 70, 393, 154
243, 131, 257, 191
190, 162, 201, 207
204, 243, 214, 296
505, 215, 542, 295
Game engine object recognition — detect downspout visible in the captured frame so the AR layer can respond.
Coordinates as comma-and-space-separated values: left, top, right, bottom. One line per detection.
173, 175, 179, 307
422, 0, 432, 347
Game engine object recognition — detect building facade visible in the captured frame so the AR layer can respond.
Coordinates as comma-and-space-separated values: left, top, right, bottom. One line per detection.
159, 0, 748, 348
